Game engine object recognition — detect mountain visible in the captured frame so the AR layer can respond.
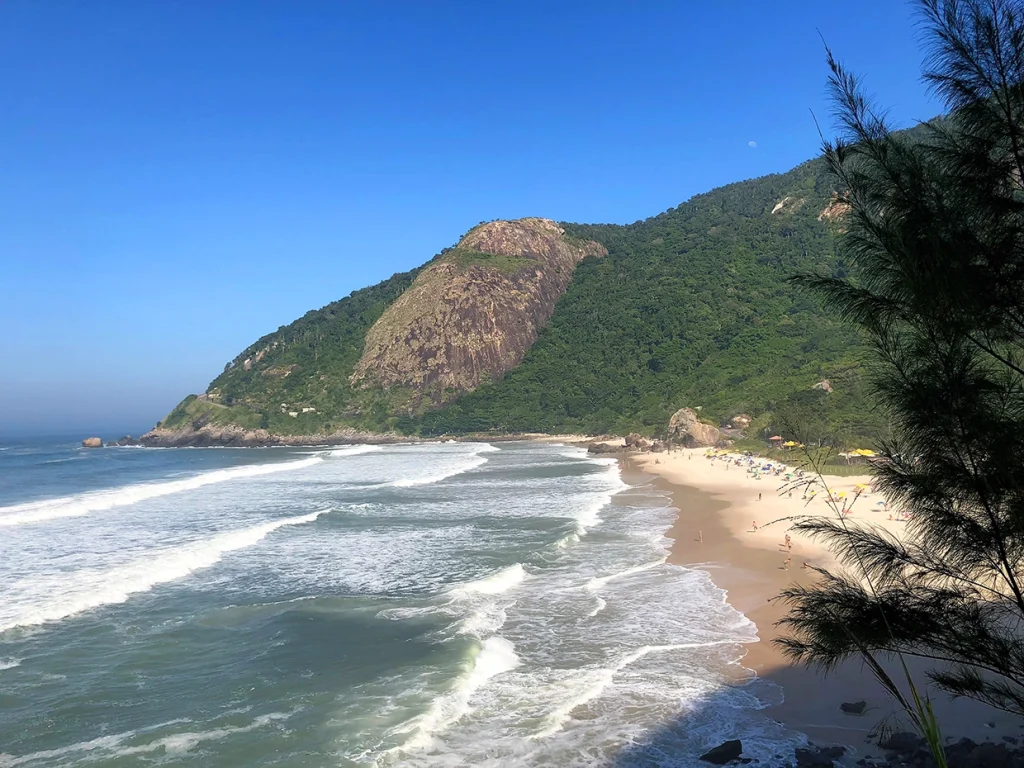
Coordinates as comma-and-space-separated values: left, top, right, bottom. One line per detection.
146, 154, 883, 446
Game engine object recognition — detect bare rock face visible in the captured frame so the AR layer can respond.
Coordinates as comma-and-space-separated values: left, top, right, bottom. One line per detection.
350, 218, 606, 406
667, 408, 723, 448
81, 437, 102, 448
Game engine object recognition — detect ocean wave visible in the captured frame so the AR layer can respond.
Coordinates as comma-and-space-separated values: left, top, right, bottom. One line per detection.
395, 636, 521, 752
453, 564, 526, 596
0, 658, 20, 671
0, 456, 324, 527
585, 558, 667, 592
531, 641, 738, 739
0, 713, 291, 767
0, 509, 330, 634
326, 445, 383, 458
389, 455, 487, 487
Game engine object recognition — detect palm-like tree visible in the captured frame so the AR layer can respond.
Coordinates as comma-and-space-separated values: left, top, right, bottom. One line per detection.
781, 0, 1024, 718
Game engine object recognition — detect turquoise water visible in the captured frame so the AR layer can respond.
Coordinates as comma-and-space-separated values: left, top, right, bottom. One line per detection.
0, 440, 803, 766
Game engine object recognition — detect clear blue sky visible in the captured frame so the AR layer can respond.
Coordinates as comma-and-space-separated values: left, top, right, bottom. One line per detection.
2, 1, 938, 437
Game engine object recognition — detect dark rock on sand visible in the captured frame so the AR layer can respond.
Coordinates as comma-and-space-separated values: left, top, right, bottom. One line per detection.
795, 746, 846, 768
879, 732, 924, 753
840, 701, 867, 715
700, 739, 743, 764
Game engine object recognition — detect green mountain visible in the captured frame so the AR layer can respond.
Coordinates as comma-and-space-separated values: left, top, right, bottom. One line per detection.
148, 154, 883, 446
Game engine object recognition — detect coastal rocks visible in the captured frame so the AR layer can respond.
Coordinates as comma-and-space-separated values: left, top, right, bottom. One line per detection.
795, 746, 846, 768
812, 379, 834, 393
667, 407, 723, 448
587, 442, 621, 455
625, 433, 652, 450
140, 424, 411, 448
700, 739, 743, 764
730, 414, 752, 429
879, 732, 924, 752
840, 700, 867, 715
81, 437, 102, 448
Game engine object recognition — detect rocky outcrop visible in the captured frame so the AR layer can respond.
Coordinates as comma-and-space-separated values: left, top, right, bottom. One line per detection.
699, 740, 743, 764
667, 408, 723, 447
818, 192, 850, 222
812, 379, 833, 393
81, 437, 102, 448
140, 424, 411, 448
350, 218, 606, 406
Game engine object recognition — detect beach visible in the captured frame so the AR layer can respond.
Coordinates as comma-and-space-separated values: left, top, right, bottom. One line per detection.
628, 446, 1023, 760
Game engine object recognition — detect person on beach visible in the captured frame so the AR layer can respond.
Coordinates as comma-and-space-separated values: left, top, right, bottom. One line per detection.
752, 520, 757, 530
758, 492, 762, 501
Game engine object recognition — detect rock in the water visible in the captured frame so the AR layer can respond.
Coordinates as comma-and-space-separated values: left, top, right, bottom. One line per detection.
879, 732, 924, 753
115, 435, 140, 446
840, 701, 867, 715
700, 739, 743, 764
81, 437, 102, 448
943, 737, 978, 768
795, 746, 846, 768
667, 408, 723, 448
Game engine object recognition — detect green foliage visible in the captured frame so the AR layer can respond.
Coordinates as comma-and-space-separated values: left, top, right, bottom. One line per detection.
443, 248, 535, 274
779, 0, 1024, 729
160, 265, 424, 434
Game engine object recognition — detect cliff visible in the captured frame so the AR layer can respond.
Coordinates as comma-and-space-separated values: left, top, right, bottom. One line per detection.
350, 218, 606, 407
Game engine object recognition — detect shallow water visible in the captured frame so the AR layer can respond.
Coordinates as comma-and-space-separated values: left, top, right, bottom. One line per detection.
0, 438, 804, 766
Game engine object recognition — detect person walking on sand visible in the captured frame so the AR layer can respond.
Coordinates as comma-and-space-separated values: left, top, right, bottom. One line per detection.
758, 492, 762, 501
752, 520, 757, 530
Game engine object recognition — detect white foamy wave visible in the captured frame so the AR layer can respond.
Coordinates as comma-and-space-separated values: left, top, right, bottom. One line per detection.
585, 558, 667, 592
0, 456, 324, 527
0, 658, 20, 671
327, 445, 382, 458
0, 713, 291, 767
474, 443, 500, 453
453, 564, 526, 596
586, 597, 607, 617
0, 510, 330, 634
397, 636, 521, 752
390, 456, 487, 488
531, 642, 735, 739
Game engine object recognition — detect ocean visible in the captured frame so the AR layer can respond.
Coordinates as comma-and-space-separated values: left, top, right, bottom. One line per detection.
0, 438, 805, 766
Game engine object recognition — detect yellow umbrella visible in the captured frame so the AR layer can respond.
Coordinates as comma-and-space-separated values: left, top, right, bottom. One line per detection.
782, 440, 798, 447
838, 491, 847, 498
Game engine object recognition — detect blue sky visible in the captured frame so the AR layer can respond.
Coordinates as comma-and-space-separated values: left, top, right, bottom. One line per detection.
1, 1, 939, 436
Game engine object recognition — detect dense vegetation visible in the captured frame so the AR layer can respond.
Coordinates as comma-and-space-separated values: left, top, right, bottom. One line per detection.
780, 0, 1024, 733
160, 154, 889, 442
420, 158, 883, 441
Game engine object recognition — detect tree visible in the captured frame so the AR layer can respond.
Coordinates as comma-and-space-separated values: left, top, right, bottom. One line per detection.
779, 0, 1024, 717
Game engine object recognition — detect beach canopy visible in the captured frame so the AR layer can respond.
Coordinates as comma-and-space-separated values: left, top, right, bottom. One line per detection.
769, 435, 783, 441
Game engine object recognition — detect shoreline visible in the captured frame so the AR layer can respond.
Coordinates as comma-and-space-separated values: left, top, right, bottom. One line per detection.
624, 448, 1023, 762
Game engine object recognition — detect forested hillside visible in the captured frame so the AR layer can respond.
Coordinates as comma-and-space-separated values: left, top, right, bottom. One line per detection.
155, 154, 886, 444
418, 158, 881, 441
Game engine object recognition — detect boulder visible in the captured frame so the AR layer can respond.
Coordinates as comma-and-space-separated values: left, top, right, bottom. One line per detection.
812, 379, 834, 393
879, 732, 924, 753
796, 746, 846, 768
840, 701, 867, 715
730, 414, 752, 428
700, 739, 743, 764
81, 437, 102, 448
651, 440, 667, 453
965, 743, 1013, 768
667, 408, 723, 448
624, 433, 652, 450
944, 739, 978, 768
115, 435, 140, 446
587, 442, 619, 455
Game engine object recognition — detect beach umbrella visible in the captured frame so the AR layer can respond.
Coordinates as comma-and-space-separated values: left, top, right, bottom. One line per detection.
838, 491, 847, 498
769, 435, 783, 441
782, 440, 798, 447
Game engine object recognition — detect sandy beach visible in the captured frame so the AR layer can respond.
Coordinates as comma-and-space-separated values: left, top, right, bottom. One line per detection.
627, 446, 1023, 761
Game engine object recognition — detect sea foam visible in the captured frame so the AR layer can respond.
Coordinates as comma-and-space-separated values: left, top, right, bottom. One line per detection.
0, 456, 324, 527
0, 509, 330, 634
